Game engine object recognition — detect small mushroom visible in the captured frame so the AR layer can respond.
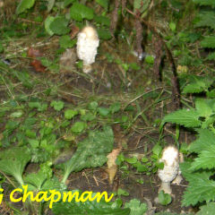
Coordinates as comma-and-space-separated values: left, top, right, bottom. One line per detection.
157, 146, 183, 195
76, 26, 99, 73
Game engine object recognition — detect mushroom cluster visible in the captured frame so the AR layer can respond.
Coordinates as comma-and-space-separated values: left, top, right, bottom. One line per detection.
76, 26, 99, 73
157, 146, 183, 195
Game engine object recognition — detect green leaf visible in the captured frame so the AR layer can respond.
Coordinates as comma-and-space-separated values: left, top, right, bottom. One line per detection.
124, 199, 147, 215
152, 144, 162, 156
117, 188, 129, 197
195, 98, 213, 117
71, 121, 86, 133
0, 147, 31, 185
197, 202, 215, 215
51, 101, 64, 111
193, 0, 215, 7
47, 0, 55, 12
162, 109, 201, 128
52, 194, 130, 215
183, 76, 213, 94
64, 0, 75, 7
190, 145, 215, 170
28, 102, 48, 112
80, 112, 96, 121
10, 111, 23, 118
189, 129, 215, 153
44, 16, 55, 36
70, 3, 94, 21
158, 191, 172, 206
125, 157, 138, 164
94, 16, 110, 26
50, 17, 70, 35
25, 169, 48, 189
64, 109, 79, 119
110, 102, 121, 114
28, 139, 39, 148
96, 0, 109, 10
182, 170, 215, 206
97, 28, 112, 40
62, 126, 114, 183
169, 22, 176, 32
59, 35, 76, 49
88, 101, 98, 111
16, 0, 36, 14
145, 55, 154, 64
98, 107, 110, 116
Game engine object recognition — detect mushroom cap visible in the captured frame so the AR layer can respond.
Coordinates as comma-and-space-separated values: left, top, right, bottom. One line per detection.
81, 26, 99, 40
158, 146, 180, 183
76, 26, 99, 66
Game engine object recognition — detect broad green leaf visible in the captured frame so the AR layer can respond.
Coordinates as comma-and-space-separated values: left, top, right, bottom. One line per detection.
162, 109, 201, 128
158, 191, 172, 206
97, 28, 112, 40
44, 16, 55, 36
16, 0, 36, 14
182, 76, 213, 94
51, 101, 64, 111
10, 111, 23, 118
28, 139, 39, 148
80, 112, 95, 121
145, 55, 154, 64
117, 188, 129, 197
52, 195, 130, 215
47, 0, 55, 12
0, 147, 31, 185
62, 126, 114, 183
71, 121, 86, 133
25, 170, 47, 189
190, 145, 215, 170
124, 199, 147, 215
98, 107, 110, 116
70, 3, 94, 21
197, 202, 215, 215
96, 0, 109, 10
193, 0, 215, 7
88, 101, 98, 111
50, 17, 70, 35
64, 109, 79, 119
195, 98, 213, 117
64, 0, 75, 7
110, 102, 121, 113
59, 35, 76, 49
94, 15, 111, 26
125, 157, 138, 164
182, 171, 215, 206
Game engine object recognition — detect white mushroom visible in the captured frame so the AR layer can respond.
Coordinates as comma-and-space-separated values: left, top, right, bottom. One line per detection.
157, 146, 183, 195
76, 26, 99, 73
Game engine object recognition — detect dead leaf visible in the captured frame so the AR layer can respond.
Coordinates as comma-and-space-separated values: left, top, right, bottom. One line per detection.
27, 47, 43, 58
106, 148, 121, 184
70, 25, 79, 39
30, 60, 47, 73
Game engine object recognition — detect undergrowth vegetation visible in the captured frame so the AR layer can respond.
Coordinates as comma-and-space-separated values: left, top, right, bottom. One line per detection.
0, 0, 215, 214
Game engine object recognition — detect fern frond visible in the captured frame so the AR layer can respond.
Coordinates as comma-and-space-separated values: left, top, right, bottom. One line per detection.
200, 36, 215, 48
195, 12, 215, 29
193, 0, 215, 7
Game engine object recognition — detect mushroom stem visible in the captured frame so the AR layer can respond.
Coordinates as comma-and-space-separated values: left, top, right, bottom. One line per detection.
159, 182, 172, 194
